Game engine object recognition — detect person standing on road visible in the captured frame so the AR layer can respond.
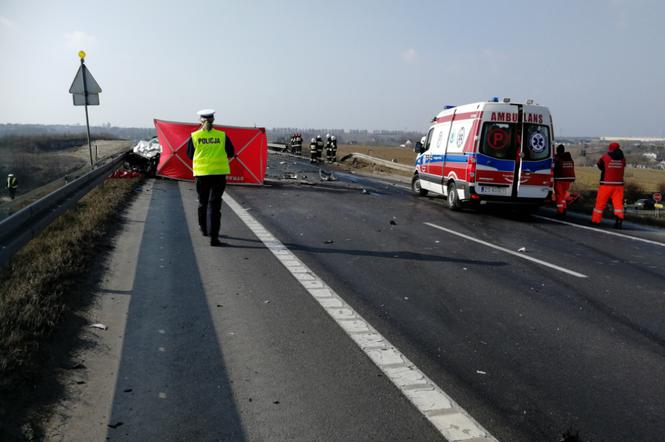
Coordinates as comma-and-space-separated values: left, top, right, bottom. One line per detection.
330, 135, 338, 162
309, 137, 317, 163
592, 142, 626, 229
553, 144, 575, 216
186, 109, 235, 246
325, 134, 334, 162
315, 135, 324, 163
7, 173, 17, 200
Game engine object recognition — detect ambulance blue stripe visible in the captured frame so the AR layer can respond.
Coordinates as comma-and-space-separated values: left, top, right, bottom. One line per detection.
416, 153, 473, 166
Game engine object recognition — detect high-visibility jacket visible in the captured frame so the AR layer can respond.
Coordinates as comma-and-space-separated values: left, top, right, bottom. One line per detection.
191, 129, 230, 176
7, 176, 17, 189
554, 153, 575, 181
597, 149, 625, 185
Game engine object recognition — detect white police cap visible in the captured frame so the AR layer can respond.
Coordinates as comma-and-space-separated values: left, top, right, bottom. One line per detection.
197, 109, 215, 119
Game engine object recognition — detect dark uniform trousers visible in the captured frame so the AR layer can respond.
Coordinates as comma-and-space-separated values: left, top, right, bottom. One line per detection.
196, 174, 227, 238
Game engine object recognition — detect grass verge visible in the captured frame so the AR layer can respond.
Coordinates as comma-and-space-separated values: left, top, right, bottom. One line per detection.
0, 176, 141, 440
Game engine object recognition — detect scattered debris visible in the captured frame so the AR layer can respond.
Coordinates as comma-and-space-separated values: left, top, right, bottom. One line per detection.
273, 400, 280, 405
264, 300, 271, 304
123, 388, 133, 393
90, 323, 108, 330
361, 188, 370, 194
435, 240, 440, 244
319, 169, 337, 181
559, 428, 582, 442
108, 422, 124, 429
324, 239, 334, 244
389, 220, 397, 226
476, 370, 487, 375
463, 267, 468, 271
282, 172, 298, 180
517, 247, 527, 253
75, 380, 86, 385
404, 296, 409, 301
279, 161, 287, 165
248, 398, 253, 402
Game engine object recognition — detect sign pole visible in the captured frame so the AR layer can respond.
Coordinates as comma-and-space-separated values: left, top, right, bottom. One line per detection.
80, 57, 94, 168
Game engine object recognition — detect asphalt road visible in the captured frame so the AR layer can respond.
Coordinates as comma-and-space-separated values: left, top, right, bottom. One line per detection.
47, 153, 665, 441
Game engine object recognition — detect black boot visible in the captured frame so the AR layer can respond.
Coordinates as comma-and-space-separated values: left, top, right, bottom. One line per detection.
613, 218, 623, 229
210, 237, 223, 247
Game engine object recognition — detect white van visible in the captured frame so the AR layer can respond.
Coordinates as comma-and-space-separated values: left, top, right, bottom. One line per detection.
412, 99, 554, 209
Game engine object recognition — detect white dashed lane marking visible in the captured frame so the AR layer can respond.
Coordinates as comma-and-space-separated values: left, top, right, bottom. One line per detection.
532, 214, 665, 248
425, 222, 588, 279
224, 193, 497, 442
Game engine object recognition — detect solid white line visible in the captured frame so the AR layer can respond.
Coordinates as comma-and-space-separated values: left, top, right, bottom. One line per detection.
424, 222, 588, 279
224, 194, 497, 442
532, 215, 665, 248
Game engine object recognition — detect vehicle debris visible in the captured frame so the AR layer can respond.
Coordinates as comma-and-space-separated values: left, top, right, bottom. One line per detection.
361, 188, 370, 194
90, 323, 108, 330
319, 169, 337, 181
324, 240, 334, 244
389, 219, 397, 225
108, 422, 124, 429
476, 370, 487, 375
517, 247, 527, 253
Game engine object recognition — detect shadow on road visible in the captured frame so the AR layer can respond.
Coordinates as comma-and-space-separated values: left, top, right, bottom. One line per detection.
107, 182, 245, 441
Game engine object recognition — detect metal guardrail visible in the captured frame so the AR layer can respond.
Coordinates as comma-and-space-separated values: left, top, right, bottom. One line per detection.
339, 153, 413, 172
0, 152, 128, 266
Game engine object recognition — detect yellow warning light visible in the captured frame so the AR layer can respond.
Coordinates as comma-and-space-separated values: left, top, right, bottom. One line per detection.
78, 50, 86, 60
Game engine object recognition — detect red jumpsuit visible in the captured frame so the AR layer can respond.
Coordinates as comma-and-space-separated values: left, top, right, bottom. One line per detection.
553, 153, 575, 214
592, 146, 626, 224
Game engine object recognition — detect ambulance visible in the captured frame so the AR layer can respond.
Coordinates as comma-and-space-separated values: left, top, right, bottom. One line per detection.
412, 98, 554, 209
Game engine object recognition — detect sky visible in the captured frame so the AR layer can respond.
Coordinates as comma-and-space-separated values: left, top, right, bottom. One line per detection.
0, 0, 664, 136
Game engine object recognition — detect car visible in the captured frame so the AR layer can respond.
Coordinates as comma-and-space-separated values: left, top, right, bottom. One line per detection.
633, 198, 655, 210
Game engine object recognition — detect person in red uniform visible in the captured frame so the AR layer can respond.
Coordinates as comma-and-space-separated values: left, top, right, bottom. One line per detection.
553, 144, 575, 216
592, 142, 626, 228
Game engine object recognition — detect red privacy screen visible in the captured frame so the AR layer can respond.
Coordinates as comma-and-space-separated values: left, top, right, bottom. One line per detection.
154, 119, 267, 185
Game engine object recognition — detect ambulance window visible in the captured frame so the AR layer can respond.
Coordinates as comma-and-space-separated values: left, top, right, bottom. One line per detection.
424, 128, 434, 152
479, 123, 516, 160
524, 125, 550, 160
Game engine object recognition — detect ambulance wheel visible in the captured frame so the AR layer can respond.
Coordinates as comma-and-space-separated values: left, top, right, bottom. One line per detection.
412, 175, 428, 196
447, 182, 462, 210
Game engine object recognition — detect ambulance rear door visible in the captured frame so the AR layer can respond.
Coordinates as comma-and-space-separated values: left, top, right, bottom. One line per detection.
475, 105, 520, 199
516, 105, 552, 199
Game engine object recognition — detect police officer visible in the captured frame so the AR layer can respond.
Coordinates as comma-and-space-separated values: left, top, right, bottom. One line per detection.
309, 137, 317, 163
186, 109, 235, 246
315, 135, 324, 163
7, 173, 17, 200
553, 144, 575, 216
592, 142, 626, 228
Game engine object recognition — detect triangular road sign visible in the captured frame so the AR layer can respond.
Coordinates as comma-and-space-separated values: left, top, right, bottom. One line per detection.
69, 65, 102, 94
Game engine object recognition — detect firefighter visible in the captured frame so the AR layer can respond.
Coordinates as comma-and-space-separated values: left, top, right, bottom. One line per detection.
7, 173, 17, 200
325, 134, 334, 162
330, 135, 338, 162
309, 137, 317, 163
293, 132, 302, 155
186, 109, 235, 246
315, 135, 324, 163
553, 144, 575, 216
592, 142, 626, 228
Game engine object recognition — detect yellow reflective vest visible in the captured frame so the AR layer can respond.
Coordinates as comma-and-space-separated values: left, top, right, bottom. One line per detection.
7, 176, 17, 189
191, 129, 231, 176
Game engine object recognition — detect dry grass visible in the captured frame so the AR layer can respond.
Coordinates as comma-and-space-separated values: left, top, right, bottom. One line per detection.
572, 166, 665, 193
0, 177, 140, 396
337, 144, 417, 165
